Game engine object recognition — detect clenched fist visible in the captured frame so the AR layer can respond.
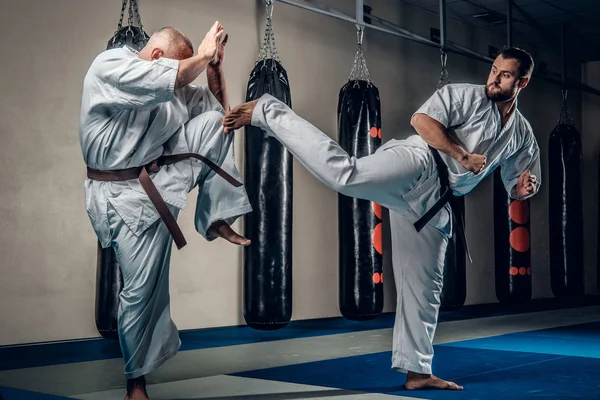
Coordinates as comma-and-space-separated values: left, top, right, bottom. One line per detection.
514, 169, 538, 199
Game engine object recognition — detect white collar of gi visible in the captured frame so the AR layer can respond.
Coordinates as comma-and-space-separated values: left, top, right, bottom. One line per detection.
123, 45, 139, 54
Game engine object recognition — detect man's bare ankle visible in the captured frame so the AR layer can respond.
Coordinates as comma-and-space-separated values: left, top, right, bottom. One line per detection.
127, 376, 146, 392
407, 371, 431, 379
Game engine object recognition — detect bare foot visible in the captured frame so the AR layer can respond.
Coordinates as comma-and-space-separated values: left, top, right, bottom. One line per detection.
208, 220, 251, 246
222, 99, 259, 133
125, 377, 149, 400
405, 372, 463, 390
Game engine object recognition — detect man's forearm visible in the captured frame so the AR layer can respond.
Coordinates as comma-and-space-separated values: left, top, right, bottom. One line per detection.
176, 54, 211, 90
411, 113, 467, 162
207, 65, 229, 111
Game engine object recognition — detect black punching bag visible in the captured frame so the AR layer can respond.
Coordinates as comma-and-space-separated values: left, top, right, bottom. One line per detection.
337, 37, 384, 321
95, 243, 122, 340
598, 157, 600, 292
243, 10, 293, 330
95, 0, 150, 340
494, 169, 532, 304
436, 59, 467, 311
549, 119, 584, 298
440, 196, 467, 311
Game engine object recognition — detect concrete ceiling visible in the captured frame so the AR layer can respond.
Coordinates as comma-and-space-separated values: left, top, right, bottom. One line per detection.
397, 0, 600, 63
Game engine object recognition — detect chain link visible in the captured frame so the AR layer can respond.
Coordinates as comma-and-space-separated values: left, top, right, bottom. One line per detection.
133, 0, 144, 30
117, 0, 128, 31
558, 88, 574, 126
437, 49, 450, 89
348, 26, 371, 84
257, 0, 280, 65
128, 0, 134, 27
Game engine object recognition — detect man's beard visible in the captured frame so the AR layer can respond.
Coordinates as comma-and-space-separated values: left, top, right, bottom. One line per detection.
485, 84, 513, 102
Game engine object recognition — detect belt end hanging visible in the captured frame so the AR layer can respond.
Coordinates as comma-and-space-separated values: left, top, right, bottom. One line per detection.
175, 238, 187, 250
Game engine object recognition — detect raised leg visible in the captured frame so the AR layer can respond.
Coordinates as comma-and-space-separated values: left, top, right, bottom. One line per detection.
183, 111, 252, 241
224, 94, 428, 214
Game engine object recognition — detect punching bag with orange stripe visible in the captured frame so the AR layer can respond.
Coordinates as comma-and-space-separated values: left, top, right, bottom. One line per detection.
337, 73, 384, 320
493, 169, 532, 303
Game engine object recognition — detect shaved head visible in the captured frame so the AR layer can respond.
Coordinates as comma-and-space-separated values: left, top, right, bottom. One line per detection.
139, 26, 194, 61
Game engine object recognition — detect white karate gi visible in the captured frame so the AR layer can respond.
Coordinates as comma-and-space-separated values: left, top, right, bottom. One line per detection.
79, 46, 252, 379
249, 82, 540, 375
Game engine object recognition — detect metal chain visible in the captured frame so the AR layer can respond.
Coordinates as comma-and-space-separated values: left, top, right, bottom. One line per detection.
348, 26, 372, 84
437, 49, 450, 89
558, 89, 574, 125
132, 0, 144, 30
128, 0, 134, 27
117, 0, 128, 30
257, 0, 280, 64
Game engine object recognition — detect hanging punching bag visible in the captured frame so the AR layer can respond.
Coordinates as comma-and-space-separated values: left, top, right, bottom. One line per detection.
494, 168, 532, 304
95, 0, 150, 340
440, 196, 467, 311
337, 35, 384, 321
95, 244, 122, 340
243, 5, 293, 330
436, 53, 467, 312
548, 96, 584, 298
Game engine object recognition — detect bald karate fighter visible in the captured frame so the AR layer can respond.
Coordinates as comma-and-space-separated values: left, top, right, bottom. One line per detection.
222, 47, 541, 390
80, 23, 252, 399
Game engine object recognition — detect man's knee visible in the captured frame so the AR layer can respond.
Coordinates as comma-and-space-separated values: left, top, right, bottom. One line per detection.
185, 111, 228, 152
188, 111, 224, 134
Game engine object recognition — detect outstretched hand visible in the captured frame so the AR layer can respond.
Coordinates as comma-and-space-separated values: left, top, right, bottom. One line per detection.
514, 169, 538, 199
208, 220, 251, 246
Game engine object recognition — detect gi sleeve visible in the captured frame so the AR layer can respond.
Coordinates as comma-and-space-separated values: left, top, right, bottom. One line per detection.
183, 84, 226, 118
412, 84, 469, 129
500, 127, 542, 200
90, 48, 179, 108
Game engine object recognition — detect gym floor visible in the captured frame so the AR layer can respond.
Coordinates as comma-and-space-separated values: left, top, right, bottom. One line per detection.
1, 299, 600, 400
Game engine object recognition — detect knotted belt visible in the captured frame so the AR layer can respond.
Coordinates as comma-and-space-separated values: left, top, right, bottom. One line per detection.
413, 147, 472, 263
87, 153, 243, 250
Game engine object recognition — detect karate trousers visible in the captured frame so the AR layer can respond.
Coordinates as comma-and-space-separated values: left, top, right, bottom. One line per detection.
251, 94, 451, 375
104, 111, 252, 379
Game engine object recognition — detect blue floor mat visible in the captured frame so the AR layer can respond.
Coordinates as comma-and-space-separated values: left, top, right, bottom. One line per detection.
442, 321, 600, 358
0, 386, 72, 400
3, 296, 600, 371
233, 345, 600, 399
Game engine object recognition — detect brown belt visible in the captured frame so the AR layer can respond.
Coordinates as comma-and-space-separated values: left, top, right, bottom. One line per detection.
87, 153, 243, 250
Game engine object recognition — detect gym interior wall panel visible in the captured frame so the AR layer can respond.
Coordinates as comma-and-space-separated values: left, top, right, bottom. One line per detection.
0, 0, 590, 346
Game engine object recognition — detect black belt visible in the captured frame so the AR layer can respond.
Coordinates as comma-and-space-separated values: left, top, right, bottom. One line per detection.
413, 147, 472, 263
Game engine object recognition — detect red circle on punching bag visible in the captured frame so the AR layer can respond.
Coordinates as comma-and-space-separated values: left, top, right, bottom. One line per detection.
510, 267, 519, 276
509, 200, 529, 224
372, 223, 383, 255
370, 127, 378, 138
519, 267, 527, 275
373, 272, 381, 284
510, 227, 530, 252
372, 202, 383, 219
